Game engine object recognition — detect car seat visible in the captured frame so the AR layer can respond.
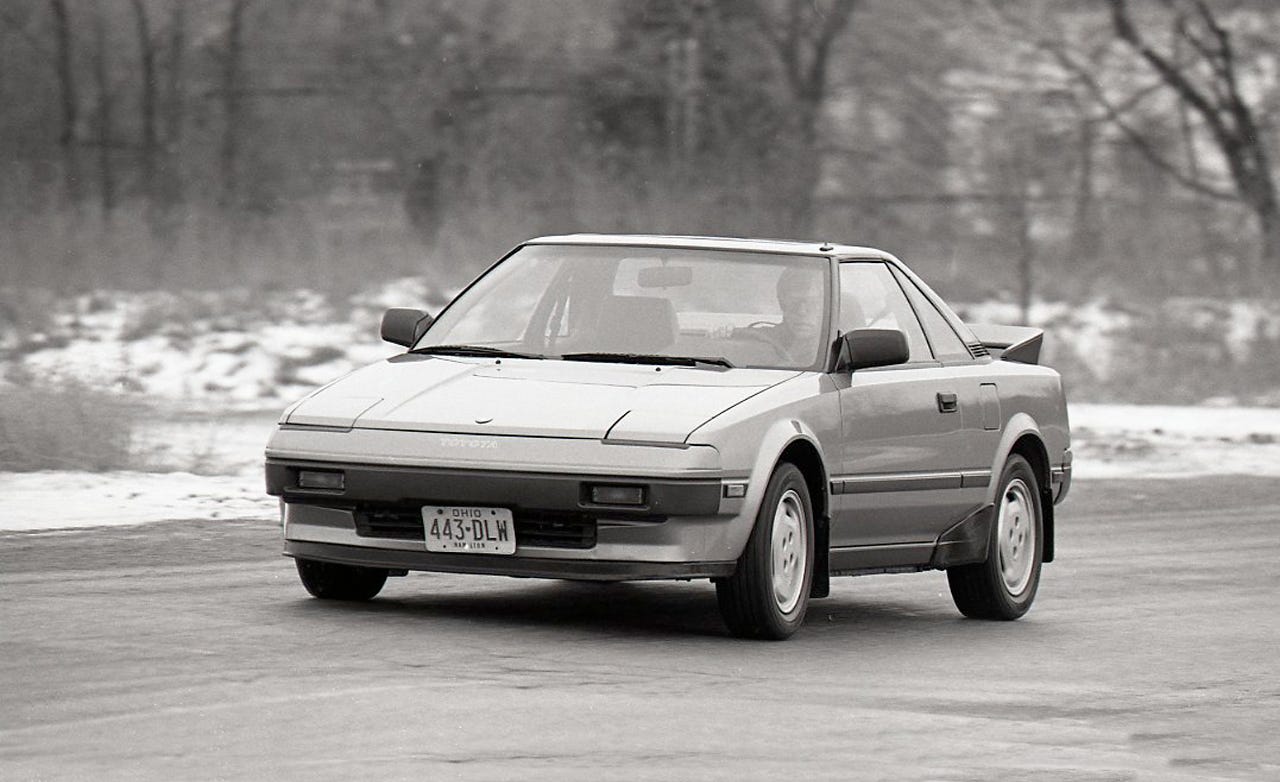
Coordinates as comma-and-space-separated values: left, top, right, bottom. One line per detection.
597, 295, 678, 353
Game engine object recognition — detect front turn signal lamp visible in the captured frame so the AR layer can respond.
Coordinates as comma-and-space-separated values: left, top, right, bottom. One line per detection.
588, 484, 646, 506
296, 470, 345, 491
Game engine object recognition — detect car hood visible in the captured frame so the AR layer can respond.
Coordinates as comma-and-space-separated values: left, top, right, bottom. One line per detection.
285, 355, 800, 443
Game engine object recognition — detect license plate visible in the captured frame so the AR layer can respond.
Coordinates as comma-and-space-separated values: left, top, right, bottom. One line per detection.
422, 506, 516, 555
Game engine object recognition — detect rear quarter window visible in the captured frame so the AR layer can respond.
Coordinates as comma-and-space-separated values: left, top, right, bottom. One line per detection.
892, 267, 972, 362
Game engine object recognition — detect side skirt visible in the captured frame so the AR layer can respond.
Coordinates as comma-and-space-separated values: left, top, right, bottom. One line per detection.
824, 504, 996, 578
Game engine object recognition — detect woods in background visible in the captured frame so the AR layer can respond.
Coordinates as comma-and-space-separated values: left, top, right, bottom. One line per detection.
2, 0, 1279, 302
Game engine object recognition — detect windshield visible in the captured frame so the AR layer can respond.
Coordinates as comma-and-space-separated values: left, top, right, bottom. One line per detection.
420, 244, 831, 370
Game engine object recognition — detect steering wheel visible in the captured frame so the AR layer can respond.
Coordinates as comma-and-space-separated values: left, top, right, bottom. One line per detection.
736, 321, 788, 359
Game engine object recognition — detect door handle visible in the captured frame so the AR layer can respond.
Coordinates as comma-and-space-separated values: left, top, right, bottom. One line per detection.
937, 392, 958, 413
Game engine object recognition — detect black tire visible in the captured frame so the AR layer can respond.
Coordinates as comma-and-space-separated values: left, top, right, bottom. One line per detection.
947, 454, 1043, 620
716, 463, 815, 640
295, 558, 388, 601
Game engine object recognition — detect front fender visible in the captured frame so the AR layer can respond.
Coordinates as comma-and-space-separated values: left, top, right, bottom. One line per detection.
722, 419, 831, 561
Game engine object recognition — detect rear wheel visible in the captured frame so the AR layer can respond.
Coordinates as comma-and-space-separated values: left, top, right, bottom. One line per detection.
716, 463, 814, 640
947, 454, 1042, 619
295, 558, 388, 601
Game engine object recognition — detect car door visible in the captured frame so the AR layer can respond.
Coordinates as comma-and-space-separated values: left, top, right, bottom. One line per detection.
891, 265, 1001, 509
829, 262, 976, 554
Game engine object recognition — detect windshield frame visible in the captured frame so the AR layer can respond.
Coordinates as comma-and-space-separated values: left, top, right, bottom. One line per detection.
413, 241, 837, 372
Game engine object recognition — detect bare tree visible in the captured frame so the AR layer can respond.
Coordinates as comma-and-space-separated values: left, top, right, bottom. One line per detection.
743, 0, 858, 236
993, 0, 1280, 277
1108, 0, 1279, 274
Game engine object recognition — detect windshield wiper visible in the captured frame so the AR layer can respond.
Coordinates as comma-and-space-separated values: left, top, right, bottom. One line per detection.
410, 344, 544, 359
560, 352, 733, 369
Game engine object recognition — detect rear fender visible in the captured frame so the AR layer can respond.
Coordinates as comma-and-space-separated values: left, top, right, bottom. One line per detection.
988, 412, 1055, 563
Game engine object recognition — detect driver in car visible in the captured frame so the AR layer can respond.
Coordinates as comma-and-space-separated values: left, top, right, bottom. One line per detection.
772, 267, 825, 364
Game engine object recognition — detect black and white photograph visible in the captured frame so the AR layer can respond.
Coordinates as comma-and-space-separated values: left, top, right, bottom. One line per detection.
2, 1, 1278, 779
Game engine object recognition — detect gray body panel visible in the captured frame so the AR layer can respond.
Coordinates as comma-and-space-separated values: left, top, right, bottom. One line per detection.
266, 235, 1071, 580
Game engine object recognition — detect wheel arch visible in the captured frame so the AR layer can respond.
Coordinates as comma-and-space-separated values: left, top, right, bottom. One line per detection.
774, 437, 830, 599
737, 420, 832, 599
776, 439, 828, 531
992, 419, 1055, 564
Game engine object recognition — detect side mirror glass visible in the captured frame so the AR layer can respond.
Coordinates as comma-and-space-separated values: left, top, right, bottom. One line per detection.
836, 329, 909, 371
380, 308, 433, 348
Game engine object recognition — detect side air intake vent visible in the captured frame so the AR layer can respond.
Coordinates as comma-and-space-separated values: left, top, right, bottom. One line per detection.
967, 341, 990, 359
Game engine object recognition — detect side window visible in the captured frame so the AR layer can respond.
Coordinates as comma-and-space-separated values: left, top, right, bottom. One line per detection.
838, 263, 931, 362
891, 267, 971, 362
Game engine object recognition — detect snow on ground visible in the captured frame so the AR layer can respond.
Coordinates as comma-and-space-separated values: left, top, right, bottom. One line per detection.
957, 299, 1135, 381
131, 410, 279, 475
5, 282, 1278, 533
1071, 403, 1280, 479
5, 284, 1280, 406
0, 471, 276, 532
3, 403, 1280, 533
0, 411, 280, 532
1, 279, 450, 407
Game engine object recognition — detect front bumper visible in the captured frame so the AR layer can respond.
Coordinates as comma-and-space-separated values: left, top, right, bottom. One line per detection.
284, 540, 735, 580
265, 459, 723, 515
267, 457, 748, 579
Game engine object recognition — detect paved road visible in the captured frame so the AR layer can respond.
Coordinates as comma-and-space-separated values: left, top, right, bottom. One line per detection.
2, 477, 1278, 781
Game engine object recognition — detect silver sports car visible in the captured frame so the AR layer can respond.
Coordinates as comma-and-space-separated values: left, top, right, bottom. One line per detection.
265, 235, 1071, 639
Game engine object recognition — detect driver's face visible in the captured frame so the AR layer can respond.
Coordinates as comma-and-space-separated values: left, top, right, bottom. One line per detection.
778, 274, 824, 342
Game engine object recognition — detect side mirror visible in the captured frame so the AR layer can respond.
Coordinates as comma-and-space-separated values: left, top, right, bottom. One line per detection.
380, 308, 432, 347
835, 329, 909, 372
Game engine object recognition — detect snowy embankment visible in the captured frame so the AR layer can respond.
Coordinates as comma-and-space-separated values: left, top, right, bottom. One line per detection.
2, 284, 1279, 531
3, 404, 1279, 533
1071, 403, 1280, 479
0, 278, 450, 407
3, 284, 1280, 407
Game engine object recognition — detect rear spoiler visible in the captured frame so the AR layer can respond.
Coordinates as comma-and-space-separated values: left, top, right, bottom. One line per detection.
967, 323, 1043, 364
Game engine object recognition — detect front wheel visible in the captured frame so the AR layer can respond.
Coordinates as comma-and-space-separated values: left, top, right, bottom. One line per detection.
947, 454, 1043, 619
295, 558, 388, 601
716, 463, 814, 640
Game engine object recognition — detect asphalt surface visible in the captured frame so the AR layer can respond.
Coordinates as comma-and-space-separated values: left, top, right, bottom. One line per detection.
2, 476, 1278, 781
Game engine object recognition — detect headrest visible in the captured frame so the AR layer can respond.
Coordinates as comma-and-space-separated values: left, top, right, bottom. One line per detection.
597, 295, 677, 353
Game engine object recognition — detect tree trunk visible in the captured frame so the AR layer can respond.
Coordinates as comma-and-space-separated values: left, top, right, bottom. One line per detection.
49, 0, 82, 206
153, 0, 188, 248
1016, 186, 1034, 327
1243, 152, 1280, 275
219, 0, 250, 211
164, 0, 187, 147
1174, 76, 1223, 287
786, 98, 822, 238
93, 4, 115, 221
1071, 114, 1099, 265
130, 0, 158, 204
745, 0, 857, 239
1257, 202, 1280, 285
